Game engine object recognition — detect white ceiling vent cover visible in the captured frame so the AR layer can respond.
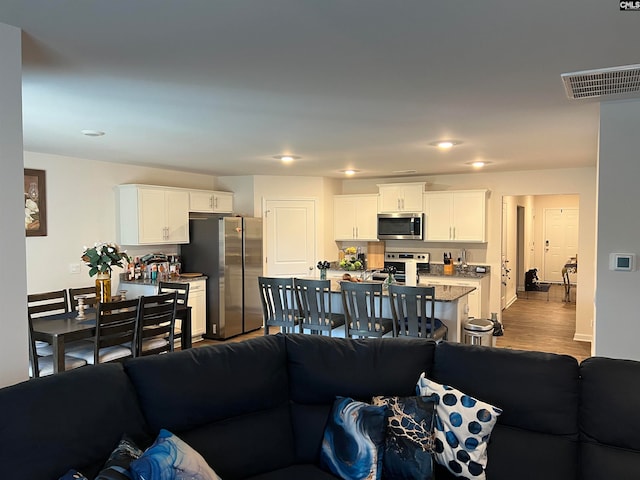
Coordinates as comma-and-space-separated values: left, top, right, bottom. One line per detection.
561, 64, 640, 100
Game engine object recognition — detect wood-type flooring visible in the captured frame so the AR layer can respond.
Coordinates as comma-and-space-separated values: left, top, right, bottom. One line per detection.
191, 284, 592, 363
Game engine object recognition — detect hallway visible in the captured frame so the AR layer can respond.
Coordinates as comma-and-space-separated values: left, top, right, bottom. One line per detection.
497, 284, 591, 362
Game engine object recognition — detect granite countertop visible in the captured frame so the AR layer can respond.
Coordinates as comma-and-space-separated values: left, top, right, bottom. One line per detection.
324, 278, 475, 302
119, 274, 208, 285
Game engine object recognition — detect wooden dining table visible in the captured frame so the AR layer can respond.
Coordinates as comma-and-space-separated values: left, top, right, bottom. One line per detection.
31, 305, 192, 374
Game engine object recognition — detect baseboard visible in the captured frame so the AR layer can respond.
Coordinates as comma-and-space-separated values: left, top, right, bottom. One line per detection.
573, 333, 592, 343
505, 294, 518, 309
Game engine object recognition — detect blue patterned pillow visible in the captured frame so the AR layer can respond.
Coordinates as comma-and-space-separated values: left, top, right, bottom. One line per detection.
372, 395, 438, 480
416, 374, 502, 480
129, 429, 221, 480
58, 470, 89, 480
320, 396, 388, 480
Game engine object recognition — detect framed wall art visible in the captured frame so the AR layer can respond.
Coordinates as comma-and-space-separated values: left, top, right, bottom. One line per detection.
24, 168, 47, 236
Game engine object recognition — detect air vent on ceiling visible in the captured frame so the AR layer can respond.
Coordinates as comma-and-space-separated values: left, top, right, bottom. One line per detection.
561, 64, 640, 100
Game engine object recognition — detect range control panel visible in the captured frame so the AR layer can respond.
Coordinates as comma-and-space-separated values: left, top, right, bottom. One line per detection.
385, 252, 430, 261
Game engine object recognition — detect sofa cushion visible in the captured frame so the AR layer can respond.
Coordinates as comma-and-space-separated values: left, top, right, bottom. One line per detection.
431, 343, 580, 480
579, 357, 640, 480
417, 374, 501, 480
286, 335, 436, 463
0, 363, 150, 480
124, 335, 295, 479
372, 394, 437, 480
245, 464, 339, 479
320, 397, 387, 480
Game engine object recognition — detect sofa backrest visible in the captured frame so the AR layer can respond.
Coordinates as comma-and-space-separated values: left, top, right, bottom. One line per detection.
124, 334, 293, 480
285, 334, 437, 463
431, 342, 581, 480
0, 363, 150, 479
579, 357, 640, 480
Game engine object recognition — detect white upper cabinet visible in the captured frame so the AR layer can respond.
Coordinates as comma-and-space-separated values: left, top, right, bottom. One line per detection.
423, 190, 488, 242
116, 185, 190, 245
189, 190, 233, 213
334, 194, 379, 241
377, 182, 425, 212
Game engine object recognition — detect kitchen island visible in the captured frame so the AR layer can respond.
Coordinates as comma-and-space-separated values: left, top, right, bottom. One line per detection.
325, 277, 474, 342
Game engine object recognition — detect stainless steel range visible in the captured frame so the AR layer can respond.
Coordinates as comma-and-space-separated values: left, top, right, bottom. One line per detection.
375, 251, 431, 285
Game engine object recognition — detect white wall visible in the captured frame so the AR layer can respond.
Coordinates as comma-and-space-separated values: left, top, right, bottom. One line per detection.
24, 151, 217, 295
0, 23, 27, 387
340, 167, 596, 344
595, 99, 640, 360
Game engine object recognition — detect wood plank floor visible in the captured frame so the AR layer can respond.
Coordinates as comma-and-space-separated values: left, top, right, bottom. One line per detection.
191, 284, 592, 363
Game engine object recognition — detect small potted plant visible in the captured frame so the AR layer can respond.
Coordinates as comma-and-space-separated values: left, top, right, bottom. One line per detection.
317, 260, 331, 280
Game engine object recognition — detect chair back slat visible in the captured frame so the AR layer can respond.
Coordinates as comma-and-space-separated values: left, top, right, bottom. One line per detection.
27, 290, 69, 318
158, 281, 190, 305
388, 284, 446, 341
341, 281, 389, 338
94, 298, 140, 359
68, 286, 98, 311
137, 292, 178, 356
258, 276, 298, 334
294, 278, 340, 334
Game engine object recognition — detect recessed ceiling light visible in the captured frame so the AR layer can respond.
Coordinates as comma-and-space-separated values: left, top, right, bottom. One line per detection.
81, 129, 105, 137
272, 154, 301, 163
340, 169, 360, 176
466, 160, 492, 168
429, 140, 462, 149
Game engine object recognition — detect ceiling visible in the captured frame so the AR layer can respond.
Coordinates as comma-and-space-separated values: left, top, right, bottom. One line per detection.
1, 0, 638, 179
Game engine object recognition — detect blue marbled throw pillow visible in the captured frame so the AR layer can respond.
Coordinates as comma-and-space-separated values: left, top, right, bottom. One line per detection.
416, 373, 502, 480
320, 396, 388, 480
372, 395, 438, 480
129, 429, 221, 480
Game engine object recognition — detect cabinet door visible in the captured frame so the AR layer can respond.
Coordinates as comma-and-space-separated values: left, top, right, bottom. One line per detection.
401, 183, 425, 211
212, 192, 233, 213
165, 190, 190, 243
138, 188, 168, 244
188, 280, 206, 337
189, 191, 214, 212
452, 191, 486, 242
423, 193, 453, 241
334, 196, 357, 240
355, 195, 379, 240
378, 185, 403, 212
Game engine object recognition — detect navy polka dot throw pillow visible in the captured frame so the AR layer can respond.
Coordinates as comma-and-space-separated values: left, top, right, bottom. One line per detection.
416, 373, 502, 479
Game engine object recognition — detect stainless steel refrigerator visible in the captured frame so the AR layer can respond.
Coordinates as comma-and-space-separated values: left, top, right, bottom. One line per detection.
180, 215, 263, 339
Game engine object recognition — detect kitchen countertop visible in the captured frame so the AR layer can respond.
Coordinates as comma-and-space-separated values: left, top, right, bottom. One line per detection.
119, 274, 208, 286
324, 278, 475, 302
420, 263, 490, 279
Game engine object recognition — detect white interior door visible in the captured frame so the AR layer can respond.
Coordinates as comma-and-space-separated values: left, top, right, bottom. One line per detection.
543, 208, 578, 282
264, 199, 316, 277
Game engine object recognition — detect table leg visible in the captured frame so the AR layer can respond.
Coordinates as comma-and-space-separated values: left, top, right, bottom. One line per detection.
182, 307, 192, 350
52, 336, 65, 373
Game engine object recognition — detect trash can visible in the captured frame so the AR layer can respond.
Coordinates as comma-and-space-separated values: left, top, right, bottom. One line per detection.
463, 318, 495, 347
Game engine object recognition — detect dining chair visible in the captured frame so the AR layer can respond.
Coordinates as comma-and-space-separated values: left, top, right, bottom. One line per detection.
257, 276, 299, 335
158, 280, 190, 332
340, 281, 394, 338
27, 290, 70, 356
67, 298, 141, 364
68, 286, 98, 311
136, 291, 178, 356
388, 284, 448, 342
294, 278, 345, 337
27, 312, 88, 378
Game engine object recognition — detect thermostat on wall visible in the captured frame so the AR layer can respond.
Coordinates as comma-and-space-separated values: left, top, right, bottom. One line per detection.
609, 253, 636, 272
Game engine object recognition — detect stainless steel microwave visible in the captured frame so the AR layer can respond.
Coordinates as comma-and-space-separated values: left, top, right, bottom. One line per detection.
377, 213, 424, 240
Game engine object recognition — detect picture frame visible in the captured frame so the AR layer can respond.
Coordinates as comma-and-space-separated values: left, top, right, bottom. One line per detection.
24, 168, 47, 237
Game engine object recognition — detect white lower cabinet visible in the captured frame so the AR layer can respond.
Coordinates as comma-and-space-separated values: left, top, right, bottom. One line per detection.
419, 274, 490, 320
188, 279, 206, 338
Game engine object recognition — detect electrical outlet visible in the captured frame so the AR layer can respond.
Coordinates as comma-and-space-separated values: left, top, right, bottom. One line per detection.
69, 263, 81, 274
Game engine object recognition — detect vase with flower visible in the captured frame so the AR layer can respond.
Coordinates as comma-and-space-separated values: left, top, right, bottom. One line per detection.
81, 242, 130, 303
317, 260, 330, 280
